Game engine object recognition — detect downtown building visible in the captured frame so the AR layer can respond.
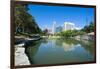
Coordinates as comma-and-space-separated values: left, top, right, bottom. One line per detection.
63, 22, 75, 31
51, 21, 77, 34
56, 26, 63, 33
52, 21, 56, 34
52, 21, 63, 34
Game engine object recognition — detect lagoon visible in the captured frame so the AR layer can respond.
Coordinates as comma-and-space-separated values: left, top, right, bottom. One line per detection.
24, 38, 95, 65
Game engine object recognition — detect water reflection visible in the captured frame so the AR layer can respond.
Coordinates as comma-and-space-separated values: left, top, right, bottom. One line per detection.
24, 40, 41, 64
24, 38, 95, 65
55, 38, 81, 52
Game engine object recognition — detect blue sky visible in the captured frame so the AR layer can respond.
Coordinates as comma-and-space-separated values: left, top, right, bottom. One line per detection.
28, 4, 94, 30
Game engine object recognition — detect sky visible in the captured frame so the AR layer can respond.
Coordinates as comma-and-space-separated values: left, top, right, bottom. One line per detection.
28, 4, 95, 30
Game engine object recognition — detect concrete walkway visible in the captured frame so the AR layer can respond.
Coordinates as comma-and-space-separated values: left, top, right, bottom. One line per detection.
15, 45, 30, 66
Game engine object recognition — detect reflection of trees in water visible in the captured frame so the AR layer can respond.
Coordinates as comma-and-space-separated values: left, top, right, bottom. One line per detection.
54, 38, 63, 47
55, 38, 95, 54
41, 38, 48, 44
24, 39, 47, 64
55, 38, 81, 51
79, 40, 95, 56
24, 38, 95, 64
55, 38, 80, 46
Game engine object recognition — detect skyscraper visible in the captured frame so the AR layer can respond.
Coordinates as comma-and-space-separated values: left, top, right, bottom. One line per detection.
52, 21, 56, 34
56, 26, 63, 33
64, 22, 75, 31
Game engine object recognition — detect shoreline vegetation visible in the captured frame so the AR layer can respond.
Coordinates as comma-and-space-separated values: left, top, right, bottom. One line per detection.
14, 4, 95, 65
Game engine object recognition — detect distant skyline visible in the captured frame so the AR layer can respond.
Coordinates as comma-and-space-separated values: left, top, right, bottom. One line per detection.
28, 4, 95, 30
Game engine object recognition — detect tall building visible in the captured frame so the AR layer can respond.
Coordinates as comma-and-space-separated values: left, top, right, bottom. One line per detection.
64, 22, 75, 31
56, 26, 63, 33
52, 21, 56, 34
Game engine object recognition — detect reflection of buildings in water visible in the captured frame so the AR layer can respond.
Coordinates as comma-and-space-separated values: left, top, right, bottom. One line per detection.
42, 39, 55, 48
40, 39, 49, 47
62, 42, 81, 52
47, 40, 56, 49
43, 39, 59, 52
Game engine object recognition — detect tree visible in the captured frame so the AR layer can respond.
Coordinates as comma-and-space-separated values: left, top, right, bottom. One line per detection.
89, 22, 94, 32
15, 4, 41, 35
42, 29, 48, 35
81, 22, 94, 33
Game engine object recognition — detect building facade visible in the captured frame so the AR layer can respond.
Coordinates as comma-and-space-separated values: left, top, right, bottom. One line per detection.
64, 22, 75, 31
52, 21, 56, 34
56, 26, 63, 33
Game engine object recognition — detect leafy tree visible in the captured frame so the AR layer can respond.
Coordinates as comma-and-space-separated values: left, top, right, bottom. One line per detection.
89, 22, 94, 32
81, 22, 94, 33
56, 30, 85, 37
15, 4, 41, 35
42, 29, 48, 35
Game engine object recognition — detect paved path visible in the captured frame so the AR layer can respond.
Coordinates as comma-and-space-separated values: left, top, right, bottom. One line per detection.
15, 45, 30, 66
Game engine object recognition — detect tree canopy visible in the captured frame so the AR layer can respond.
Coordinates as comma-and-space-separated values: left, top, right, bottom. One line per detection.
15, 4, 41, 35
81, 22, 94, 33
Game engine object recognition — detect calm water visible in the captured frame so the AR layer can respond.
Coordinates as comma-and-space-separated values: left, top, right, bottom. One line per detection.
24, 38, 95, 65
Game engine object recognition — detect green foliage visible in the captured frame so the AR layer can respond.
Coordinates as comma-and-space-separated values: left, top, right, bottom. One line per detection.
15, 4, 41, 35
43, 29, 48, 35
56, 21, 94, 37
81, 22, 94, 33
56, 30, 85, 37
